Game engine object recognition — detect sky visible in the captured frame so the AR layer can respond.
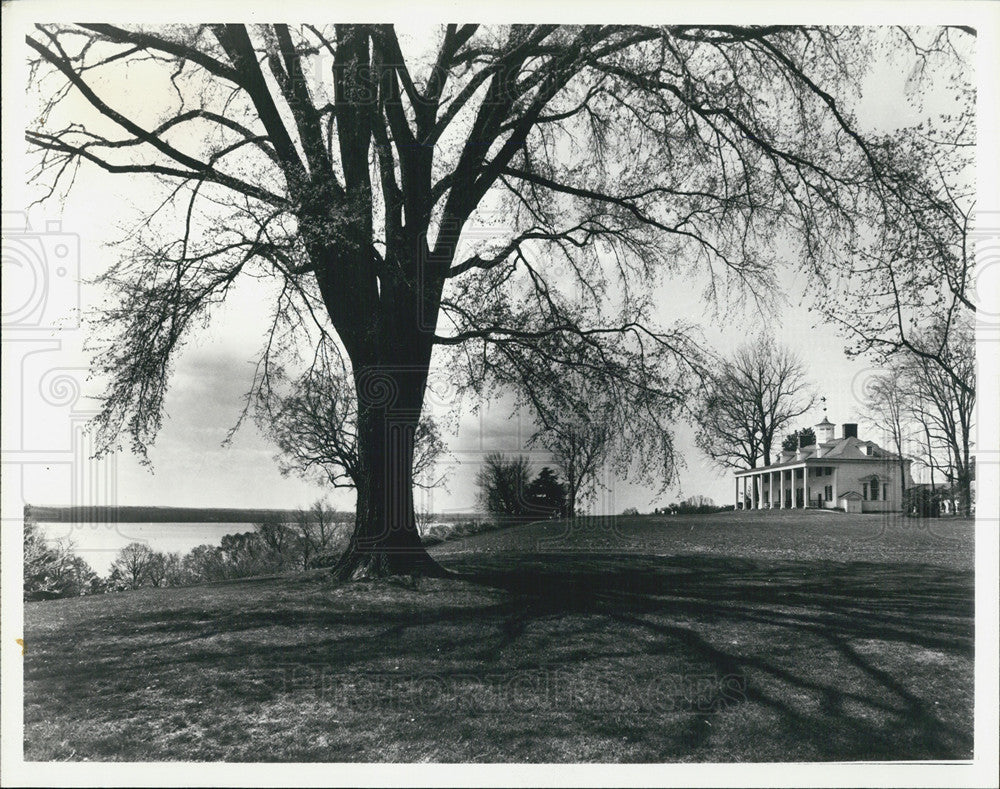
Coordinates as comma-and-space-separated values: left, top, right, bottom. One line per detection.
1, 19, 993, 560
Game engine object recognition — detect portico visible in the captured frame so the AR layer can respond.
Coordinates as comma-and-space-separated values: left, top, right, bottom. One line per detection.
736, 461, 832, 510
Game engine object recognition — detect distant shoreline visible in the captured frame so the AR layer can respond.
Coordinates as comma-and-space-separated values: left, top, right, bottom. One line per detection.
25, 505, 483, 524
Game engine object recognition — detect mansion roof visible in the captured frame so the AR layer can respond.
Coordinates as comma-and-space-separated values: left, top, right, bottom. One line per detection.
735, 436, 904, 476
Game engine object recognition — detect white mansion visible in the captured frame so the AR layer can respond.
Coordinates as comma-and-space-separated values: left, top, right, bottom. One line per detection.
735, 418, 914, 513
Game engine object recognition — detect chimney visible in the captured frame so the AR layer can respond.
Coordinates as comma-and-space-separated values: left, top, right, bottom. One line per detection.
842, 423, 858, 439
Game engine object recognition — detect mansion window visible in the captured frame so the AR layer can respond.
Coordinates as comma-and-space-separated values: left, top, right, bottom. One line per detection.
864, 481, 879, 501
824, 485, 833, 501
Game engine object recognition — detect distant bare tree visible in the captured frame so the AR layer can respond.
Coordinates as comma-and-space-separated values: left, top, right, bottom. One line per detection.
861, 363, 915, 496
219, 532, 265, 578
259, 356, 447, 491
696, 338, 815, 469
145, 551, 168, 587
901, 317, 975, 515
183, 544, 227, 583
291, 500, 346, 570
415, 507, 435, 536
531, 407, 610, 519
110, 542, 153, 589
163, 552, 189, 586
476, 453, 533, 522
517, 356, 694, 519
256, 518, 297, 571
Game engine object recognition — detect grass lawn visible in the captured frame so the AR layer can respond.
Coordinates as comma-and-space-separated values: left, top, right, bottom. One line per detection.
23, 510, 974, 762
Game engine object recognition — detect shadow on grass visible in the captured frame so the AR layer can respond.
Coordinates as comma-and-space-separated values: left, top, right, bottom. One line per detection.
24, 551, 974, 762
445, 552, 974, 760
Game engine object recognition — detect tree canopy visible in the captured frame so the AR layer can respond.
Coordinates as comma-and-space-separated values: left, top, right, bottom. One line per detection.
25, 23, 974, 576
781, 427, 816, 453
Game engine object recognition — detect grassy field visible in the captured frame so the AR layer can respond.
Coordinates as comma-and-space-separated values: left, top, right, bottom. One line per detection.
23, 510, 974, 762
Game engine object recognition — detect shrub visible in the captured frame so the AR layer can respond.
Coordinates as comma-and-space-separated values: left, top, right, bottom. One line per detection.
308, 549, 343, 569
24, 517, 100, 600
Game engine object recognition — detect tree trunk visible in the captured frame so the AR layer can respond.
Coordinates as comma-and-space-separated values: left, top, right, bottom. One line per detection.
956, 462, 972, 518
565, 473, 578, 519
332, 365, 450, 581
958, 429, 972, 517
309, 148, 452, 579
924, 425, 937, 517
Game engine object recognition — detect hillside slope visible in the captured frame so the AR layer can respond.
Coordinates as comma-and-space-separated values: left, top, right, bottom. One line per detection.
23, 512, 974, 762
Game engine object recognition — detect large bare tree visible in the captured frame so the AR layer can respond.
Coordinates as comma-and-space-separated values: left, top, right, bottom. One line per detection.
901, 317, 975, 515
26, 24, 969, 578
861, 362, 915, 496
695, 337, 815, 470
